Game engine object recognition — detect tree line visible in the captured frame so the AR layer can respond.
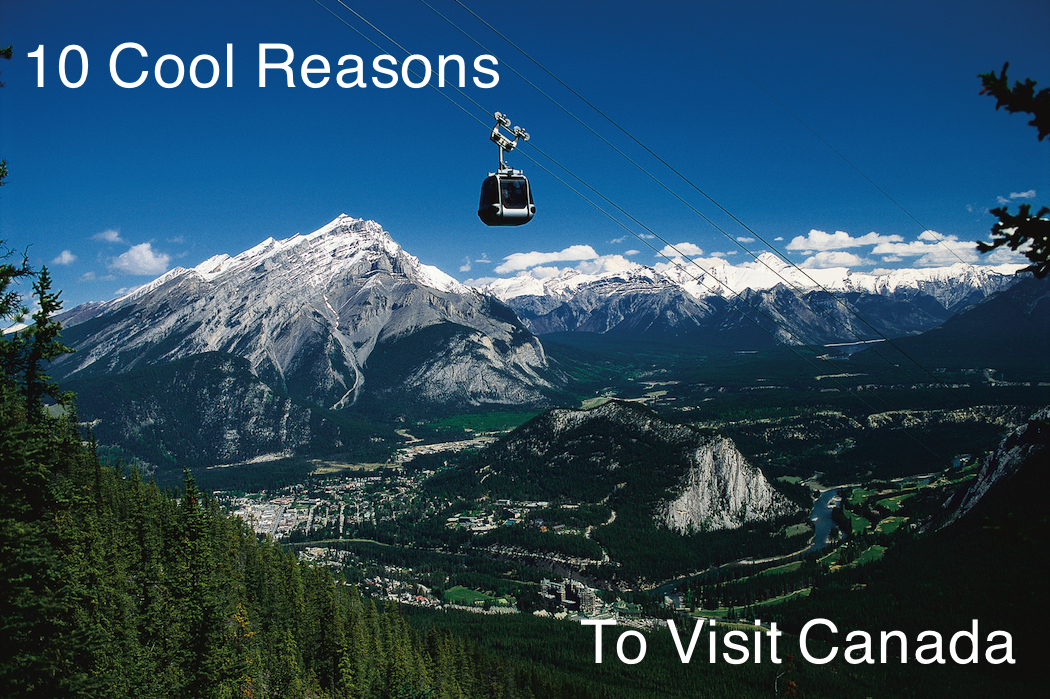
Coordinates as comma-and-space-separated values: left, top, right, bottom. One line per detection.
0, 243, 588, 698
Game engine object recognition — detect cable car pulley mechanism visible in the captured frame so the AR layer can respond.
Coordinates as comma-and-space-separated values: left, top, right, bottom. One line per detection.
478, 112, 535, 226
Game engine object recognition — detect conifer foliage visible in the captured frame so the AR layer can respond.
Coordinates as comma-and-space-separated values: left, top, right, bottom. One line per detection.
0, 246, 542, 698
977, 63, 1050, 278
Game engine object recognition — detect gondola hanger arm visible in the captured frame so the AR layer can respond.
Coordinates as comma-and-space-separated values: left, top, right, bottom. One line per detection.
490, 112, 529, 170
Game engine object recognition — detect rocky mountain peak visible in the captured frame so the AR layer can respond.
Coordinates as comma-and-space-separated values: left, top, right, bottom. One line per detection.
56, 216, 557, 420
656, 434, 799, 532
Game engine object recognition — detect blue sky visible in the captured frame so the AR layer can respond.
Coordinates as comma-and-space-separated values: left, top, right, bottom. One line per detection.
2, 0, 1048, 307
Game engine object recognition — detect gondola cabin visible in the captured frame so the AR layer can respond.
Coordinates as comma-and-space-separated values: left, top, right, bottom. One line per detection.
478, 170, 535, 226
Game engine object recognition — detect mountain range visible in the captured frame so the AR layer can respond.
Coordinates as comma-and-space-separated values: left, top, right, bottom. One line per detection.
52, 214, 1036, 468
478, 253, 1024, 347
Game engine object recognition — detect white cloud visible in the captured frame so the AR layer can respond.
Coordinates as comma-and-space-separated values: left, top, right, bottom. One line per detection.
526, 265, 563, 279
527, 255, 643, 280
108, 243, 170, 276
799, 251, 872, 269
981, 246, 1030, 265
871, 231, 978, 266
656, 242, 703, 258
786, 229, 903, 252
79, 271, 115, 282
51, 250, 77, 265
609, 236, 627, 244
996, 191, 1037, 205
92, 229, 124, 243
1010, 190, 1036, 200
736, 236, 755, 243
459, 256, 472, 273
494, 245, 598, 273
624, 249, 640, 256
575, 255, 638, 275
774, 236, 784, 241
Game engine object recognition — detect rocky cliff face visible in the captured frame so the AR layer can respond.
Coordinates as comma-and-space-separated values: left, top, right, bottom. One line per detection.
469, 400, 797, 532
57, 215, 558, 410
656, 435, 798, 532
64, 352, 352, 468
941, 405, 1050, 529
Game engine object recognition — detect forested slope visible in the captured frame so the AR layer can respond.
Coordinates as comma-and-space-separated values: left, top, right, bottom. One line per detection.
0, 253, 591, 699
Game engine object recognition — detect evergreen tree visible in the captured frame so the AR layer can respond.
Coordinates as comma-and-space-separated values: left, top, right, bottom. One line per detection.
977, 63, 1050, 277
1, 240, 104, 697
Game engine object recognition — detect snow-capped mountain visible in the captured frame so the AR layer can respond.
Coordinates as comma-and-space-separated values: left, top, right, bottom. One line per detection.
54, 216, 562, 467
478, 254, 1025, 346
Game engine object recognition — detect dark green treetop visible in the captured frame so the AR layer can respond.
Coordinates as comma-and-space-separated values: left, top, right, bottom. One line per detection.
976, 63, 1050, 278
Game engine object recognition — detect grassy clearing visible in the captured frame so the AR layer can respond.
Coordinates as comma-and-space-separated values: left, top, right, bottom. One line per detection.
875, 493, 916, 512
311, 462, 388, 475
855, 544, 887, 566
875, 516, 908, 535
758, 561, 802, 576
444, 585, 512, 607
431, 412, 539, 433
690, 588, 812, 618
754, 588, 811, 607
848, 488, 875, 507
846, 510, 870, 534
691, 608, 726, 618
782, 523, 810, 538
581, 395, 615, 409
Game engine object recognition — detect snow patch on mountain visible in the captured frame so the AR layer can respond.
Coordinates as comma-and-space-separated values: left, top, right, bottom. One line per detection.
56, 215, 553, 410
479, 252, 1024, 309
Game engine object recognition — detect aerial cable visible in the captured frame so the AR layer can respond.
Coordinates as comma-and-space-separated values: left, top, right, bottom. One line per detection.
312, 0, 491, 128
661, 0, 1042, 345
514, 144, 958, 465
317, 1, 926, 417
310, 1, 964, 465
423, 0, 983, 422
314, 0, 965, 464
658, 0, 978, 270
444, 0, 991, 416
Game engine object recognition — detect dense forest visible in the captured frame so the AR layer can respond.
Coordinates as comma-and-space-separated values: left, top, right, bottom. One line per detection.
0, 249, 600, 699
4, 244, 1046, 697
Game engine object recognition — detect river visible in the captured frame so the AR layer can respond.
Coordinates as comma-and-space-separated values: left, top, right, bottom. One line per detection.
804, 487, 839, 555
